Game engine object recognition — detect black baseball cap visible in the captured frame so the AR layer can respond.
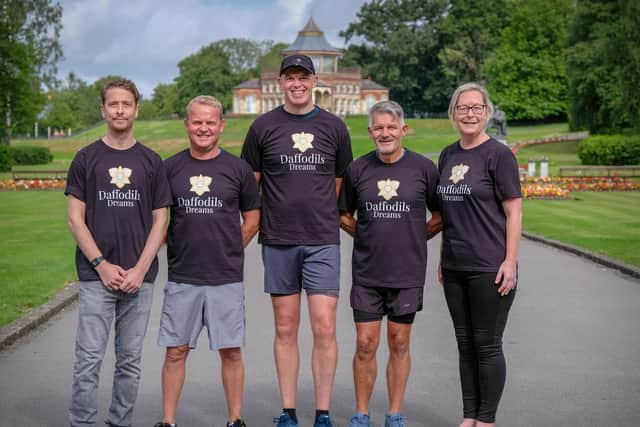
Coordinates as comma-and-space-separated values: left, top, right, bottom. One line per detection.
280, 54, 315, 75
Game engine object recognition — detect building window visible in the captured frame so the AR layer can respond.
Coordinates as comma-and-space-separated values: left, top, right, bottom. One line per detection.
311, 56, 321, 72
322, 56, 334, 72
247, 95, 256, 113
366, 95, 376, 111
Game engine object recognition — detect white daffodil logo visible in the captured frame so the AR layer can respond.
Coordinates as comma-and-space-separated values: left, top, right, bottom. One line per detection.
109, 166, 132, 189
377, 179, 400, 201
292, 132, 314, 153
189, 174, 212, 196
449, 163, 470, 184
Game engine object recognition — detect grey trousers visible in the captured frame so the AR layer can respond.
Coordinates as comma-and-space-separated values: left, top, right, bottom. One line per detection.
69, 280, 154, 427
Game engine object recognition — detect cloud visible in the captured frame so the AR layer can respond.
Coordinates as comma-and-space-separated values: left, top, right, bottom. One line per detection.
56, 0, 366, 97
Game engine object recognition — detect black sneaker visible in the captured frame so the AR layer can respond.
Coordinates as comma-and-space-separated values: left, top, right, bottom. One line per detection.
227, 420, 247, 427
154, 423, 177, 427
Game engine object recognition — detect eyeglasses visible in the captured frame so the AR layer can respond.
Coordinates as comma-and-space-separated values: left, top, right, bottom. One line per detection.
455, 104, 486, 115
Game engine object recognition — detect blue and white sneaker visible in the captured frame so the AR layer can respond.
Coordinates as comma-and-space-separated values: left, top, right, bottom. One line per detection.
273, 412, 298, 427
313, 414, 333, 427
384, 413, 407, 427
349, 412, 372, 427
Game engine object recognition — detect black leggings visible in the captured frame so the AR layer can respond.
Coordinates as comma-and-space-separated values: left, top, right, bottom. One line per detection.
442, 269, 515, 423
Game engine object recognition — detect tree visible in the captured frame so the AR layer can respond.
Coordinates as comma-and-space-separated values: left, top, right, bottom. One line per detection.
174, 44, 239, 115
256, 42, 289, 73
341, 0, 450, 114
212, 38, 276, 77
0, 0, 63, 144
482, 0, 574, 120
150, 83, 179, 118
437, 0, 507, 91
567, 0, 640, 133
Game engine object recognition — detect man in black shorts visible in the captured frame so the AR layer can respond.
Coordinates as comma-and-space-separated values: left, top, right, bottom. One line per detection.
241, 54, 353, 427
66, 78, 172, 427
339, 100, 442, 427
154, 96, 260, 427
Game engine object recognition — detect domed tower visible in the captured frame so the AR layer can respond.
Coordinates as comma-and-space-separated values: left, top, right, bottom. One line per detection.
232, 17, 388, 115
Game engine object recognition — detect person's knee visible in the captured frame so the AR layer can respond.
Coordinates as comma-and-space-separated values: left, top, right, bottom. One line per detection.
274, 313, 300, 341
355, 332, 379, 361
165, 345, 190, 364
473, 331, 502, 359
219, 347, 242, 363
311, 315, 336, 344
388, 330, 410, 357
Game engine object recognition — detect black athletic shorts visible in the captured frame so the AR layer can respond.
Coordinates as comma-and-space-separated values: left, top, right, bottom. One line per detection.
350, 284, 423, 324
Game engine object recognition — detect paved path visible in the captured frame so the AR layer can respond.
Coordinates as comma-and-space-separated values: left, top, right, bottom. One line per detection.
1, 234, 639, 426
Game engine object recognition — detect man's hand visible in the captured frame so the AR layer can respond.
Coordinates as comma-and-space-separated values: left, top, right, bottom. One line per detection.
119, 265, 146, 293
95, 261, 127, 290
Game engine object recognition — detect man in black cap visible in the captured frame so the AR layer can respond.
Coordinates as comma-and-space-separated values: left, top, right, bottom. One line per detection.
242, 54, 353, 427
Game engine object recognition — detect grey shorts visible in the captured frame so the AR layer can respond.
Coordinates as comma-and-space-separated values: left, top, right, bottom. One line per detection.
158, 281, 245, 350
351, 284, 423, 323
262, 244, 340, 297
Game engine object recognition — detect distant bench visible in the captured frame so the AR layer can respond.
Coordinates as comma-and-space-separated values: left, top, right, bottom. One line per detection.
11, 170, 67, 180
559, 165, 640, 177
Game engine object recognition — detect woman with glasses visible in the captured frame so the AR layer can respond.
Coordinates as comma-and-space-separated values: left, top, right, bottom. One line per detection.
437, 82, 522, 427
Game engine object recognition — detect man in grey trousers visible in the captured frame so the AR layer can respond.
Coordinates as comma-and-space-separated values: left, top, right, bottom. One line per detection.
65, 78, 172, 426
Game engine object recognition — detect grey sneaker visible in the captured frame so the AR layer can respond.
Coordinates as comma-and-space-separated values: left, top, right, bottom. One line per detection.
384, 413, 407, 427
349, 412, 372, 427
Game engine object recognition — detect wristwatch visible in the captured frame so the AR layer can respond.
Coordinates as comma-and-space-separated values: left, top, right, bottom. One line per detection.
90, 256, 105, 268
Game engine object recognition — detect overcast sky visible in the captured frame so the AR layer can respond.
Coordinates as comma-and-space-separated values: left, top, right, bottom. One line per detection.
56, 0, 368, 97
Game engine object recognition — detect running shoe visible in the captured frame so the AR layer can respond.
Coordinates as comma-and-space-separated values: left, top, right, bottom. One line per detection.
313, 414, 333, 426
349, 412, 372, 427
274, 412, 299, 427
385, 413, 407, 427
227, 419, 247, 427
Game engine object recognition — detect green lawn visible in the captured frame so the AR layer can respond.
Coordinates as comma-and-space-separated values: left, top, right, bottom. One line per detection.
3, 118, 636, 328
523, 192, 640, 267
11, 117, 570, 167
515, 140, 582, 176
0, 192, 76, 326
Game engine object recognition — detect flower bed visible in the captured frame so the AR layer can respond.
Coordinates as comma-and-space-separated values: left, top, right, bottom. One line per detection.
520, 176, 640, 199
0, 179, 66, 191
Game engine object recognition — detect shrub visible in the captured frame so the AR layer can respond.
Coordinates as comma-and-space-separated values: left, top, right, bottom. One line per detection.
0, 144, 13, 172
578, 135, 640, 165
10, 146, 54, 165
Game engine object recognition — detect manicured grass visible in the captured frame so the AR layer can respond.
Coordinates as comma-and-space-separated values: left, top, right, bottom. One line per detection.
0, 191, 76, 326
12, 117, 570, 167
515, 140, 582, 176
523, 192, 640, 267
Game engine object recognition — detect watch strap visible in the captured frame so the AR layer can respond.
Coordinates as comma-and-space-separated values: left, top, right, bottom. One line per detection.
90, 256, 105, 268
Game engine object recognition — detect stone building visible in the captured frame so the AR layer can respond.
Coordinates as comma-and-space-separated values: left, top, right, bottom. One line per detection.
232, 17, 389, 115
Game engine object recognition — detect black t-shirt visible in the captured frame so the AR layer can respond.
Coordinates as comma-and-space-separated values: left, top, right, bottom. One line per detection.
340, 150, 441, 288
241, 106, 353, 245
65, 139, 172, 282
164, 149, 261, 286
437, 138, 522, 271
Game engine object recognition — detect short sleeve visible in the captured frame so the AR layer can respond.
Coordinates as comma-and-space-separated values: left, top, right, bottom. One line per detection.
493, 147, 522, 201
338, 165, 357, 214
425, 160, 441, 212
65, 151, 86, 201
335, 123, 353, 178
241, 126, 263, 172
239, 161, 262, 212
151, 158, 172, 209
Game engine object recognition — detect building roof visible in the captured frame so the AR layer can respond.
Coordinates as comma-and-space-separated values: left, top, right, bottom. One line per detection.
282, 17, 341, 54
233, 78, 260, 89
361, 78, 387, 90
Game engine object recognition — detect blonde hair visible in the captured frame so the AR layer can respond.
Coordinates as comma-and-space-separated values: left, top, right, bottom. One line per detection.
447, 82, 495, 129
186, 95, 223, 119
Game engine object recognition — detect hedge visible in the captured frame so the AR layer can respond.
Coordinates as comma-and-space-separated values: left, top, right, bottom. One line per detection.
578, 134, 640, 165
10, 146, 53, 165
0, 145, 12, 172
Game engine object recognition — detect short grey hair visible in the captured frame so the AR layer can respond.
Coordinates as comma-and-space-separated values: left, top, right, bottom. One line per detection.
368, 100, 405, 127
186, 95, 223, 119
447, 82, 495, 128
